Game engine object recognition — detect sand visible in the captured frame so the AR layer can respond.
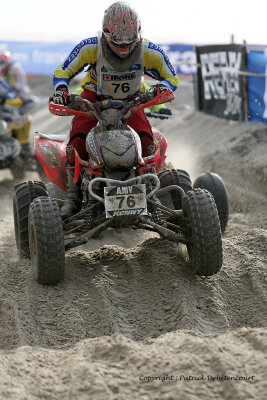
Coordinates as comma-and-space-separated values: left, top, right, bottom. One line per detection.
0, 75, 266, 400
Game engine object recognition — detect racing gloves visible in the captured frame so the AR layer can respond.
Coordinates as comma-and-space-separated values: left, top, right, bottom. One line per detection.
152, 83, 169, 96
52, 85, 69, 105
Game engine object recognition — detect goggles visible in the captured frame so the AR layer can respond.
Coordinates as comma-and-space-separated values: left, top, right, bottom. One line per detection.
104, 31, 139, 45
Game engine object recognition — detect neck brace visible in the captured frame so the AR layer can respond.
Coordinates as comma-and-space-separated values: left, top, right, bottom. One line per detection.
101, 35, 142, 72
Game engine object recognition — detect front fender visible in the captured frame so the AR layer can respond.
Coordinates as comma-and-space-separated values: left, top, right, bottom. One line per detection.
34, 135, 67, 192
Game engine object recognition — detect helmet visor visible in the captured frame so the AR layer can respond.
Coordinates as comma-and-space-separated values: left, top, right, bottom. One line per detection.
104, 31, 138, 45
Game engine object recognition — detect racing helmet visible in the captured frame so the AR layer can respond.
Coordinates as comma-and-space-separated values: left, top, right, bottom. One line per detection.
0, 51, 11, 67
102, 2, 142, 59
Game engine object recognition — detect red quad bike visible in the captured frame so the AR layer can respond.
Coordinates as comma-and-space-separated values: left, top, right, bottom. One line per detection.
13, 89, 223, 285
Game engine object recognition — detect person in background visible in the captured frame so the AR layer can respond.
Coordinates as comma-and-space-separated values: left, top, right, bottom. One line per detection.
0, 50, 34, 158
51, 1, 179, 219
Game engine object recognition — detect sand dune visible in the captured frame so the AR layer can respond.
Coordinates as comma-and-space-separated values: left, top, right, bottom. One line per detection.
0, 75, 266, 399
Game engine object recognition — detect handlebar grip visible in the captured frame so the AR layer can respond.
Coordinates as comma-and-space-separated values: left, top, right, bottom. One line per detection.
49, 95, 72, 104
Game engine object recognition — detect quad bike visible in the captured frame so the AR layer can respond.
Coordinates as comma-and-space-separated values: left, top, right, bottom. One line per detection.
0, 82, 43, 180
13, 88, 223, 285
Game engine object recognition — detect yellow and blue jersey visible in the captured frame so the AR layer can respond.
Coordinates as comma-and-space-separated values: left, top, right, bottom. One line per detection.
54, 37, 179, 94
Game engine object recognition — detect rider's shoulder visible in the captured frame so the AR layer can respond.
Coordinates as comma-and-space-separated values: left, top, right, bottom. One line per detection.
71, 36, 99, 53
143, 39, 166, 54
77, 36, 98, 46
66, 36, 98, 63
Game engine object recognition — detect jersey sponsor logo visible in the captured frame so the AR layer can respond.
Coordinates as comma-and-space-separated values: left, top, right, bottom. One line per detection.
129, 64, 142, 71
101, 64, 141, 73
64, 37, 98, 66
101, 66, 114, 72
103, 72, 136, 81
148, 42, 176, 75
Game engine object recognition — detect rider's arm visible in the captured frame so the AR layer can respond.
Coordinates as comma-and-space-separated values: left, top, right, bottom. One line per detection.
53, 37, 98, 90
143, 39, 179, 92
8, 62, 30, 100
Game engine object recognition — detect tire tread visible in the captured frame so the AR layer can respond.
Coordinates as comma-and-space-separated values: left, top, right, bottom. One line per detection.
29, 197, 65, 285
183, 188, 223, 276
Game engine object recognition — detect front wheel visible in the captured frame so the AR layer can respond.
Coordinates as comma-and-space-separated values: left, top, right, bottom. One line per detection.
28, 196, 65, 285
13, 180, 48, 258
183, 188, 222, 276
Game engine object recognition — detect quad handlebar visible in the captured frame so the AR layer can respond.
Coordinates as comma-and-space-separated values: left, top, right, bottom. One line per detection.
49, 88, 175, 120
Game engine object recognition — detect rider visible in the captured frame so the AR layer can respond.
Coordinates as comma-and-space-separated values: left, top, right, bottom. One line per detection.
51, 1, 179, 219
0, 50, 33, 158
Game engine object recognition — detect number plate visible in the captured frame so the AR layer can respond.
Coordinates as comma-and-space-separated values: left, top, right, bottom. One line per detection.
104, 184, 147, 219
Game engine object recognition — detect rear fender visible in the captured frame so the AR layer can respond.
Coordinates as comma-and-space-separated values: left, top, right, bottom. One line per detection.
34, 135, 67, 192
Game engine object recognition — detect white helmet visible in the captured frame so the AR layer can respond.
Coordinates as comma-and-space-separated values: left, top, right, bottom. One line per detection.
102, 2, 142, 59
0, 51, 11, 72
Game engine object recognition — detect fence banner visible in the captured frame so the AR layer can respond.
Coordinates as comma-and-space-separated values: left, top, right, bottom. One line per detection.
0, 40, 196, 76
247, 52, 267, 122
0, 41, 75, 75
195, 44, 246, 121
159, 43, 196, 75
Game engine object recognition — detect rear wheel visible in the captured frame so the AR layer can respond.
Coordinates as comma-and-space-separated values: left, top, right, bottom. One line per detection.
183, 188, 222, 276
28, 197, 65, 285
158, 168, 192, 210
193, 171, 228, 232
13, 181, 48, 258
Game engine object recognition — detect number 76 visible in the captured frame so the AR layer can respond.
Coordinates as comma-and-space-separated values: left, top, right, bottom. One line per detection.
116, 195, 136, 208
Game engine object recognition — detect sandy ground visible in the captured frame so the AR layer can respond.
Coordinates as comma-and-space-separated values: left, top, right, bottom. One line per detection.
0, 75, 266, 400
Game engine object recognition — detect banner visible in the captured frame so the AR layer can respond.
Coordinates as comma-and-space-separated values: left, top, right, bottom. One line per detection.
0, 41, 74, 75
247, 52, 267, 123
195, 44, 246, 121
0, 40, 196, 76
247, 44, 267, 55
159, 43, 196, 75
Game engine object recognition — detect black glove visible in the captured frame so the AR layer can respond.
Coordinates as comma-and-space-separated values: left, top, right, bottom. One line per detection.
152, 83, 169, 96
51, 85, 69, 105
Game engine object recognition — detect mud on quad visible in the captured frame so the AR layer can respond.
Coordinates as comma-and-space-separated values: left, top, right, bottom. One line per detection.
13, 89, 225, 285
